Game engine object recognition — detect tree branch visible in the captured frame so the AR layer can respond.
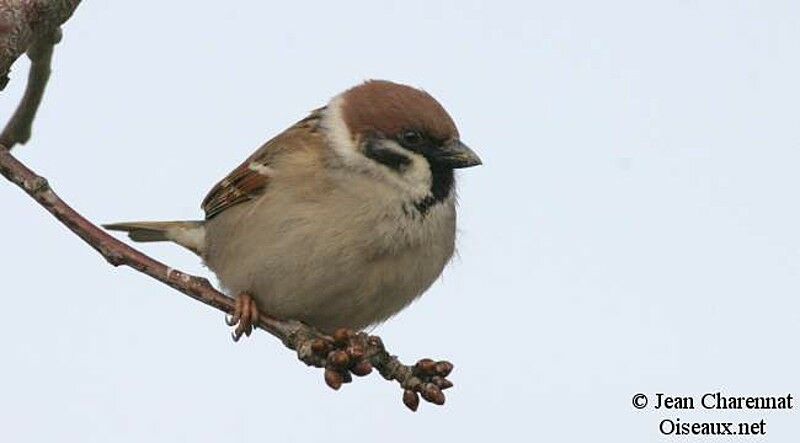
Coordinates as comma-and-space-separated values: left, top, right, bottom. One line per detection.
0, 138, 455, 412
0, 0, 80, 90
1, 1, 454, 411
0, 26, 59, 148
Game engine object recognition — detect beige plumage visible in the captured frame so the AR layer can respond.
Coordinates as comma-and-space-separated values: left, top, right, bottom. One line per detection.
105, 80, 481, 335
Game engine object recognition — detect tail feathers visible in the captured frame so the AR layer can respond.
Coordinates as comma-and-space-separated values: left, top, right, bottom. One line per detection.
103, 220, 206, 255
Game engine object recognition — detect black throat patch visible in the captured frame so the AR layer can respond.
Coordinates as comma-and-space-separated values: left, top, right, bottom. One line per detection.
413, 166, 454, 215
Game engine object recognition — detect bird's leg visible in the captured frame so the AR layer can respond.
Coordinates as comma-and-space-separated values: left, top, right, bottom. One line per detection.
225, 292, 261, 342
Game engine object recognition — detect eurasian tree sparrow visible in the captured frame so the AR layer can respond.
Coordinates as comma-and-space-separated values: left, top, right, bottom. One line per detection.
105, 80, 481, 339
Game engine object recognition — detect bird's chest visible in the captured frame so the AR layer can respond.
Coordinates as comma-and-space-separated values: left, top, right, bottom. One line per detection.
316, 196, 456, 328
356, 191, 457, 258
204, 186, 457, 330
302, 186, 458, 299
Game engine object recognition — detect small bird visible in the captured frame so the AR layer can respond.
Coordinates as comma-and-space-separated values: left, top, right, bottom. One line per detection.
105, 80, 481, 340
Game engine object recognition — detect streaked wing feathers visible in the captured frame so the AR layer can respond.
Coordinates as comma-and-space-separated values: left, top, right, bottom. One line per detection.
201, 108, 325, 219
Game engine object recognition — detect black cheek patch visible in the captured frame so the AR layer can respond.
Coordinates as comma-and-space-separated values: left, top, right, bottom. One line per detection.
364, 140, 411, 171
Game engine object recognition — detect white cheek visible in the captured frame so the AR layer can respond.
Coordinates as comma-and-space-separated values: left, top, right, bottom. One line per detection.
388, 143, 432, 198
402, 150, 432, 189
353, 138, 432, 200
321, 96, 432, 201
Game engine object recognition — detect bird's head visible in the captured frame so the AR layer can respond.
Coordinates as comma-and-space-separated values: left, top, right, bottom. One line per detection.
322, 80, 481, 205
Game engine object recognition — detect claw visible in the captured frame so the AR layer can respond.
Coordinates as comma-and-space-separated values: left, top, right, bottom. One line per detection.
226, 292, 260, 343
249, 298, 259, 330
225, 314, 237, 326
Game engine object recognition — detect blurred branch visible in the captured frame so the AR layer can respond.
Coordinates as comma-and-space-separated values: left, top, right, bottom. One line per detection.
0, 0, 80, 90
0, 1, 454, 411
0, 26, 59, 148
1, 0, 80, 148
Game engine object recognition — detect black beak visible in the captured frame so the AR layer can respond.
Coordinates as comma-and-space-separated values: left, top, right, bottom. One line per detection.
430, 140, 482, 169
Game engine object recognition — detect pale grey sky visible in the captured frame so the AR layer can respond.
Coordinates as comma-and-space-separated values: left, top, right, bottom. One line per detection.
2, 1, 799, 442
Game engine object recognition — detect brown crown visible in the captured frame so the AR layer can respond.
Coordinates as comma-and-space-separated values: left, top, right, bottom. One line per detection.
340, 80, 459, 143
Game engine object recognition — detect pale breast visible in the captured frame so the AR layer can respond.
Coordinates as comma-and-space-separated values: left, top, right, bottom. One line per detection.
203, 169, 457, 332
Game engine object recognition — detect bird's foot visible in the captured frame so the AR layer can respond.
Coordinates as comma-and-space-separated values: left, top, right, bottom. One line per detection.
225, 292, 261, 342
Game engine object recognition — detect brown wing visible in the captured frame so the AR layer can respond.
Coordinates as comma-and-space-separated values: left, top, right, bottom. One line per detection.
201, 108, 325, 219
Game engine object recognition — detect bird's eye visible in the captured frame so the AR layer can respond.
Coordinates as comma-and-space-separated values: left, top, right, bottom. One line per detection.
399, 131, 424, 148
